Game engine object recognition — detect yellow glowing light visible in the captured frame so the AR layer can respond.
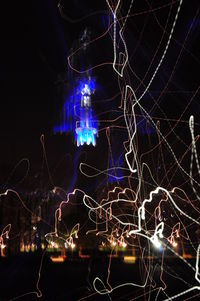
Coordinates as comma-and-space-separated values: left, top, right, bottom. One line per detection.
1, 244, 6, 249
124, 256, 136, 264
122, 242, 127, 248
111, 241, 117, 247
50, 256, 65, 263
71, 243, 76, 249
50, 242, 58, 248
183, 253, 193, 259
20, 244, 25, 253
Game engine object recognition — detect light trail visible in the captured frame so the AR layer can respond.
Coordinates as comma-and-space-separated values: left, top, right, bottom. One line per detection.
2, 1, 200, 300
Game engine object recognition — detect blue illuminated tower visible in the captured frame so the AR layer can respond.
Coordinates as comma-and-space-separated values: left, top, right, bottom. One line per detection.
75, 78, 97, 146
53, 28, 98, 146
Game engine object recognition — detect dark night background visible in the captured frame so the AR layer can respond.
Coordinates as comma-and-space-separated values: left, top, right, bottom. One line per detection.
0, 1, 200, 300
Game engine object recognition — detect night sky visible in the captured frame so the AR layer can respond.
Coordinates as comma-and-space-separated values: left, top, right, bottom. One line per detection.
0, 0, 200, 190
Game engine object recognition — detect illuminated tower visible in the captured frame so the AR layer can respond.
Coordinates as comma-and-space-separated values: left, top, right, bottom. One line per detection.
75, 78, 97, 146
53, 28, 98, 146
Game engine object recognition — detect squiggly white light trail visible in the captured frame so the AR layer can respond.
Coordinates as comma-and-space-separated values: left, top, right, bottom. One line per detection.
1, 1, 200, 300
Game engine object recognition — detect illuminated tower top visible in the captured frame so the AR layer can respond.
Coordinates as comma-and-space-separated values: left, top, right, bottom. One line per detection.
53, 28, 98, 146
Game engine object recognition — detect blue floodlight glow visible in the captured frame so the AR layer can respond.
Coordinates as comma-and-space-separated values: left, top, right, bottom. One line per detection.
136, 117, 155, 136
53, 77, 98, 147
53, 95, 75, 134
108, 156, 123, 183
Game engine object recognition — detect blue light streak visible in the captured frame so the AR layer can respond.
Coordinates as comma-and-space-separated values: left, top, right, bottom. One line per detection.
53, 95, 75, 134
108, 156, 123, 183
